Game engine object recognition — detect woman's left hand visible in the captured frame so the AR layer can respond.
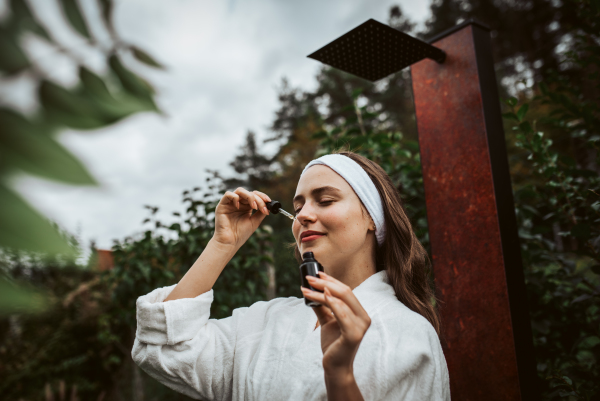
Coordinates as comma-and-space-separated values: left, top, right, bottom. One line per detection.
301, 272, 372, 374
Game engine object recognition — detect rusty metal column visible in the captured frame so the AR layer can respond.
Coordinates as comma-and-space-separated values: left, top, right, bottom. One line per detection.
411, 22, 538, 400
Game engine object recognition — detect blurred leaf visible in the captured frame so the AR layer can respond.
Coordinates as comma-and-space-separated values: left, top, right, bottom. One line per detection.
60, 0, 91, 39
351, 88, 363, 99
0, 27, 30, 74
79, 66, 113, 100
39, 80, 106, 129
79, 67, 153, 121
0, 277, 49, 316
502, 112, 519, 122
98, 0, 114, 32
131, 46, 165, 69
108, 55, 158, 109
0, 108, 97, 184
109, 54, 154, 96
0, 183, 75, 255
504, 96, 518, 107
517, 103, 529, 121
9, 0, 51, 40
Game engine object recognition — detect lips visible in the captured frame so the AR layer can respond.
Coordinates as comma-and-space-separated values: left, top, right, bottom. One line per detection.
300, 230, 326, 243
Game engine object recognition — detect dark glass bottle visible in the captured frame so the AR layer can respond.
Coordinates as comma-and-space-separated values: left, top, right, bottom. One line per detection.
299, 251, 324, 307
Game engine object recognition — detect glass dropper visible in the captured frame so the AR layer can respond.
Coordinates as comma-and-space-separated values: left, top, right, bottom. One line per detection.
265, 200, 295, 221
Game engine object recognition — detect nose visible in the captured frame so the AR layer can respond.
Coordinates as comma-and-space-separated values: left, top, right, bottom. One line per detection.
295, 201, 317, 226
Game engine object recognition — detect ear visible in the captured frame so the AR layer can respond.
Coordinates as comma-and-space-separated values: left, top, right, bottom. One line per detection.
368, 218, 376, 232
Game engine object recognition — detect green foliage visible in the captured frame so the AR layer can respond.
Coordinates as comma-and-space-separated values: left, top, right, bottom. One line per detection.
106, 175, 273, 325
502, 2, 599, 397
0, 175, 273, 400
2, 0, 599, 399
500, 8, 600, 393
312, 3, 600, 397
0, 0, 163, 314
315, 88, 430, 247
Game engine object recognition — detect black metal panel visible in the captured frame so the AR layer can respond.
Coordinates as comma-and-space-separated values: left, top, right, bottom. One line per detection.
470, 23, 541, 399
307, 19, 445, 82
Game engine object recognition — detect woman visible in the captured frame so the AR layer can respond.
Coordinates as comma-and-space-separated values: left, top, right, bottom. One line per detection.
132, 151, 450, 400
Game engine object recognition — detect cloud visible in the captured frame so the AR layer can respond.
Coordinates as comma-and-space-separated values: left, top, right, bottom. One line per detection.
16, 0, 430, 252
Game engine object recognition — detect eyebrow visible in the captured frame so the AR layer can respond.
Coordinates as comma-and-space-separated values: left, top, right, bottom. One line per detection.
293, 185, 342, 204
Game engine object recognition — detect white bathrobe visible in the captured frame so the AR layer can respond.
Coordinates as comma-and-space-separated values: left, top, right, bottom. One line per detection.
132, 270, 451, 400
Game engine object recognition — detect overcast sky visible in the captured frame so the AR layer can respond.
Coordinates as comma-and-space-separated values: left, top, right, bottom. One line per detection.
11, 0, 431, 254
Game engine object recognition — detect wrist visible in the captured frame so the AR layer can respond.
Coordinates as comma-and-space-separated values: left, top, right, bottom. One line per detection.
324, 367, 354, 384
324, 369, 364, 401
208, 237, 240, 256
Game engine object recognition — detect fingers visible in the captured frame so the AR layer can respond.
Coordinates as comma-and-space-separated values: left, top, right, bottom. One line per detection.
233, 188, 272, 215
306, 294, 336, 326
302, 285, 370, 345
252, 190, 271, 203
252, 190, 269, 215
323, 287, 370, 344
223, 191, 240, 209
305, 273, 370, 321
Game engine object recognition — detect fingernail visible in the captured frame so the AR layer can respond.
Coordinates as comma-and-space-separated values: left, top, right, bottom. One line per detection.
262, 207, 268, 214
253, 202, 257, 209
306, 275, 315, 281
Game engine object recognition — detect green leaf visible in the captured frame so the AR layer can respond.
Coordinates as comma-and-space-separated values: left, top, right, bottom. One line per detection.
502, 112, 519, 122
518, 121, 533, 134
79, 67, 152, 121
109, 55, 157, 109
0, 27, 30, 74
0, 108, 97, 184
9, 0, 52, 40
39, 80, 106, 129
98, 0, 114, 31
79, 66, 113, 100
351, 88, 363, 99
0, 277, 50, 316
517, 103, 529, 121
131, 46, 165, 69
0, 183, 76, 255
60, 0, 91, 39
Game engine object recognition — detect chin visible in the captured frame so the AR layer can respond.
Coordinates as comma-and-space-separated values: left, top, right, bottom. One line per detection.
299, 243, 325, 259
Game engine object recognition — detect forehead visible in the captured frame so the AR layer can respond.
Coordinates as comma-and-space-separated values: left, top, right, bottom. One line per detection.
295, 165, 352, 197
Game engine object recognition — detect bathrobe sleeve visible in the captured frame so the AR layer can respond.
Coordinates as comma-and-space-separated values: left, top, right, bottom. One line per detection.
376, 315, 451, 401
131, 284, 254, 401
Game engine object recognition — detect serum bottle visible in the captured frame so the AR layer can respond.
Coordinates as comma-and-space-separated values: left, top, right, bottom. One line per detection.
299, 251, 324, 307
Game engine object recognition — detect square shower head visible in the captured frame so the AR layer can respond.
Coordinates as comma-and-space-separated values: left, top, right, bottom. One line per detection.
307, 19, 445, 82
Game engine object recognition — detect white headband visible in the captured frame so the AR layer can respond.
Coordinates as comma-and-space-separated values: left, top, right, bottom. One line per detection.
300, 154, 386, 246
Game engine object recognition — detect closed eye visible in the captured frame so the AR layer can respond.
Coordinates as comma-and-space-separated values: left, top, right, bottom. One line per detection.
294, 200, 335, 215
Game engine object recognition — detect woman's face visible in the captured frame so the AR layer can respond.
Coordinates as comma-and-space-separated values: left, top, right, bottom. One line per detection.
292, 165, 376, 274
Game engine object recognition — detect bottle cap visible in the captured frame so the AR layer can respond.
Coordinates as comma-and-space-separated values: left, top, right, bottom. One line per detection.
265, 200, 282, 214
302, 251, 315, 261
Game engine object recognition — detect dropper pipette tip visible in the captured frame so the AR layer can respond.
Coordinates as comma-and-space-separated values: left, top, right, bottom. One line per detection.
279, 209, 295, 220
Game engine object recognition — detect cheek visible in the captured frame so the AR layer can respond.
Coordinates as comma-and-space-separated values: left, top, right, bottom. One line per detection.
320, 204, 365, 242
291, 219, 300, 241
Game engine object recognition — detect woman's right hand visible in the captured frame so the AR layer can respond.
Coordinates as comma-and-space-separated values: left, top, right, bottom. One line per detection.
213, 187, 272, 249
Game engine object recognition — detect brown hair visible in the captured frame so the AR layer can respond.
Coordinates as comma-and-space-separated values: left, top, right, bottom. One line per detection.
294, 151, 441, 336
